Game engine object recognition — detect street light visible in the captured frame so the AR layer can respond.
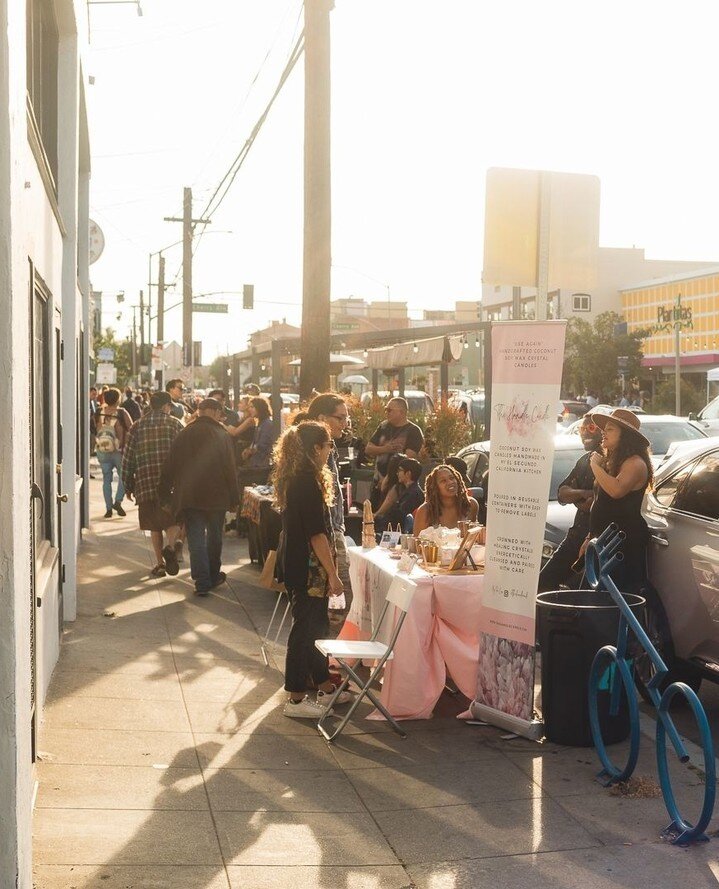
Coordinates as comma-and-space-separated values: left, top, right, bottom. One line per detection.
333, 264, 391, 320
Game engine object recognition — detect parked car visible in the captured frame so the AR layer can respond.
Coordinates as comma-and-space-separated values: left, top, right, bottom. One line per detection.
449, 390, 486, 424
560, 413, 706, 466
640, 437, 719, 695
360, 389, 435, 415
456, 435, 585, 561
557, 399, 591, 428
690, 394, 719, 434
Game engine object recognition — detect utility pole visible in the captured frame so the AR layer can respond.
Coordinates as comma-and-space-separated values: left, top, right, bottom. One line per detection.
139, 289, 145, 376
299, 0, 333, 399
131, 306, 138, 382
157, 255, 166, 344
164, 187, 210, 367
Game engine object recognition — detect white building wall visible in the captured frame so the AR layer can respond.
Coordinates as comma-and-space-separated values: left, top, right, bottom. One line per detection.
0, 0, 90, 883
0, 2, 35, 883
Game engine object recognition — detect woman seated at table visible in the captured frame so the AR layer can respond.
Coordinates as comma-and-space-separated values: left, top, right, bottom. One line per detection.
373, 453, 405, 524
375, 456, 424, 535
413, 464, 479, 536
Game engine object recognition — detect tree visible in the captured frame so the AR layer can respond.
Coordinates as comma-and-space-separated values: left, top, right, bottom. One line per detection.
93, 327, 133, 386
562, 312, 649, 400
209, 355, 231, 389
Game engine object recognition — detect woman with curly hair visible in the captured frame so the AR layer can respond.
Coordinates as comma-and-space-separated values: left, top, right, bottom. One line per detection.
272, 422, 352, 718
583, 408, 654, 592
413, 464, 479, 536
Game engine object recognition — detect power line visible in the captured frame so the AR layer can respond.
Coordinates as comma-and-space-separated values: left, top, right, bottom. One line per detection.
191, 0, 304, 188
165, 26, 305, 290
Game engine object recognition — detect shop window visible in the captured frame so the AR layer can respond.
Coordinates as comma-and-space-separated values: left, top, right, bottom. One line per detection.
572, 293, 591, 312
31, 279, 52, 550
26, 0, 59, 188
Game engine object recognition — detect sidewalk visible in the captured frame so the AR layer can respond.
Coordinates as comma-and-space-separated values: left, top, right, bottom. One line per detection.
33, 479, 719, 888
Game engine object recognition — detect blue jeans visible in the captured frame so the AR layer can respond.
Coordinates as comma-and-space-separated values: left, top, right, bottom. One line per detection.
97, 451, 125, 510
184, 509, 225, 592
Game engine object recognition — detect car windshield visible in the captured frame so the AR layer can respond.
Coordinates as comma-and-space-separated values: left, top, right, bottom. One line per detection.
549, 448, 585, 499
642, 422, 705, 455
699, 396, 719, 420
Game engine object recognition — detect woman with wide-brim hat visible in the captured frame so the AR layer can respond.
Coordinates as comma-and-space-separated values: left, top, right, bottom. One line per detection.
584, 408, 654, 592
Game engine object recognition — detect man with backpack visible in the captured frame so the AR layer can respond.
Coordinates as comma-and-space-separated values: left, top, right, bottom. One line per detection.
95, 387, 134, 518
122, 391, 183, 577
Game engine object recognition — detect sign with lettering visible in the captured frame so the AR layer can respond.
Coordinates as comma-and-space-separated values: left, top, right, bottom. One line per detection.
653, 294, 693, 333
471, 321, 566, 732
192, 303, 228, 313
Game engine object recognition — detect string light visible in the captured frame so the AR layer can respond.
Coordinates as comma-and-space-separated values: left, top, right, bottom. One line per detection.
412, 343, 419, 354
475, 335, 480, 348
362, 348, 368, 358
463, 336, 469, 349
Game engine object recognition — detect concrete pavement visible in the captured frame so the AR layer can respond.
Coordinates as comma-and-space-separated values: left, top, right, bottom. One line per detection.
32, 478, 719, 888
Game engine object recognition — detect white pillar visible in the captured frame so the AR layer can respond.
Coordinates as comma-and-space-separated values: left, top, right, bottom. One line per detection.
57, 32, 80, 622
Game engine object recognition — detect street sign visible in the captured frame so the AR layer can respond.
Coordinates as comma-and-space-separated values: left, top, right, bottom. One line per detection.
97, 347, 114, 361
96, 362, 116, 384
192, 303, 228, 314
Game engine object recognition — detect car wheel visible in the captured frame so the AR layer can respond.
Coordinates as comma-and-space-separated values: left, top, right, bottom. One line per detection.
632, 591, 702, 703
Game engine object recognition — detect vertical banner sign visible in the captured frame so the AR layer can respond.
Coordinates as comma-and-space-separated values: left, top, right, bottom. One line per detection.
470, 321, 567, 738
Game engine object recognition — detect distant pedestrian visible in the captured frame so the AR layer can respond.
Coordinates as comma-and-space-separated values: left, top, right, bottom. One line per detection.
165, 379, 190, 423
208, 388, 240, 427
122, 386, 142, 422
159, 398, 238, 595
243, 383, 261, 397
122, 391, 183, 578
236, 397, 277, 489
95, 387, 133, 518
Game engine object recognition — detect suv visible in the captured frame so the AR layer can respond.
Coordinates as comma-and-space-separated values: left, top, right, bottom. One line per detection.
640, 437, 719, 694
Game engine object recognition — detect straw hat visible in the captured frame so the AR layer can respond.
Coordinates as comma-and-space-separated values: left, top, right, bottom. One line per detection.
589, 408, 649, 446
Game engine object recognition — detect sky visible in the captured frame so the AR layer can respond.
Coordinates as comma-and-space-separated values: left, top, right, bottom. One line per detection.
86, 0, 719, 361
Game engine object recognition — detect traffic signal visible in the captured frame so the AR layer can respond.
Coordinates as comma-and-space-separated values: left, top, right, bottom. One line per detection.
243, 284, 254, 310
192, 341, 202, 367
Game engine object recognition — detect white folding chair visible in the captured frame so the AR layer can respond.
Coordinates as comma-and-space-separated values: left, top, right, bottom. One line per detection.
260, 589, 291, 666
314, 574, 417, 741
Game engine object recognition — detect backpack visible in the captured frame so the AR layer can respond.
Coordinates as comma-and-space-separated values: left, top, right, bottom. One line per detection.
95, 413, 120, 453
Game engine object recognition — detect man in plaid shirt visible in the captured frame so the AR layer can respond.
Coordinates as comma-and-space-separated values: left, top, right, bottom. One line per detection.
122, 391, 183, 577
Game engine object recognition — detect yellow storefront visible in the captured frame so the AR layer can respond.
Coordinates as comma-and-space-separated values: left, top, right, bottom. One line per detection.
621, 267, 719, 378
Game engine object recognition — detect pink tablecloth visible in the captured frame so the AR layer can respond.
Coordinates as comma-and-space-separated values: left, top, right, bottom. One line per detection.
341, 547, 483, 720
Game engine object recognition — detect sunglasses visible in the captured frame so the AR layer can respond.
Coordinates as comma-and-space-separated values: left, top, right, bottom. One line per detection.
583, 421, 599, 433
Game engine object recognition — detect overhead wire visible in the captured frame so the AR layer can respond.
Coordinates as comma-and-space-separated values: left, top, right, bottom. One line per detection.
165, 15, 305, 290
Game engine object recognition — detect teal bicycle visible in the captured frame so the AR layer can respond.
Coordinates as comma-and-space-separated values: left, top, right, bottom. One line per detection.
586, 524, 716, 845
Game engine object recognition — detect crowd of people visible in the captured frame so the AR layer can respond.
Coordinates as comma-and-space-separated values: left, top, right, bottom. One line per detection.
88, 378, 655, 718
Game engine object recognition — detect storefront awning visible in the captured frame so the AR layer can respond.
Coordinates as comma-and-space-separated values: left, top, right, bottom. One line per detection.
363, 335, 463, 369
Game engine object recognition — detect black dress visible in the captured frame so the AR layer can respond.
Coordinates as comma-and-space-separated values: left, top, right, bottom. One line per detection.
589, 485, 649, 593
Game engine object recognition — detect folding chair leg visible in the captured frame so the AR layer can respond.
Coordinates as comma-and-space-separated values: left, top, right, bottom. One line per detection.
317, 662, 407, 742
272, 600, 291, 647
261, 590, 284, 665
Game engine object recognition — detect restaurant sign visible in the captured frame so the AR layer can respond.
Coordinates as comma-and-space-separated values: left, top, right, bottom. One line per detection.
468, 321, 567, 739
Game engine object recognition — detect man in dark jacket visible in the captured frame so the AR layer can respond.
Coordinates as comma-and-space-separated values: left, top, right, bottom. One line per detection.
159, 398, 239, 595
122, 387, 142, 422
538, 415, 603, 592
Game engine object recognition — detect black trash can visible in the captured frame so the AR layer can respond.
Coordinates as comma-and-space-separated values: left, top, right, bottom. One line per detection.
536, 590, 645, 747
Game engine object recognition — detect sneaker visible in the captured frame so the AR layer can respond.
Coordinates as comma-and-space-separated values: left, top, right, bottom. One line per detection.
162, 545, 180, 576
104, 509, 113, 519
113, 501, 126, 517
317, 688, 355, 706
150, 564, 166, 578
174, 541, 184, 563
210, 571, 226, 589
283, 696, 326, 719
195, 586, 210, 597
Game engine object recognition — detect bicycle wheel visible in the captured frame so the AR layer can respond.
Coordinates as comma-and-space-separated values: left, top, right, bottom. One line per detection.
656, 681, 716, 845
589, 645, 640, 784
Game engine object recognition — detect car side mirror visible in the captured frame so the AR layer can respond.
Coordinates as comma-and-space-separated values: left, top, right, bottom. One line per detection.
688, 412, 697, 421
